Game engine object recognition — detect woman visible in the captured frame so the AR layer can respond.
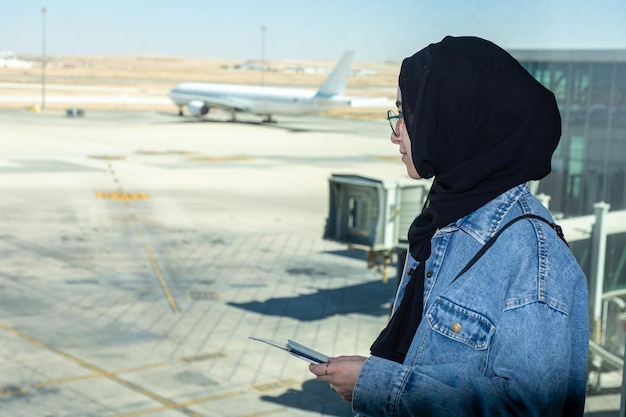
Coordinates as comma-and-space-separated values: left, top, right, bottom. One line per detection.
310, 36, 589, 416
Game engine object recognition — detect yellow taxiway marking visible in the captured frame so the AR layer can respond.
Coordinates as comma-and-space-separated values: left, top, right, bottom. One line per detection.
95, 191, 150, 201
88, 155, 126, 160
112, 390, 246, 417
249, 378, 300, 393
177, 352, 227, 364
34, 361, 171, 387
187, 155, 255, 162
145, 245, 180, 314
0, 323, 203, 417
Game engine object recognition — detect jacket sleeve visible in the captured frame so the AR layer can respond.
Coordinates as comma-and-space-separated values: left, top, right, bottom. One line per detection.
352, 300, 587, 417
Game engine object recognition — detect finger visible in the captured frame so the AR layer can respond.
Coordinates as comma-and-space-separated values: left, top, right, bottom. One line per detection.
314, 362, 332, 382
308, 362, 325, 376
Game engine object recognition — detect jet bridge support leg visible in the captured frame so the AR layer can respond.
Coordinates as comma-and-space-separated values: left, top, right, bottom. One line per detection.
347, 244, 395, 284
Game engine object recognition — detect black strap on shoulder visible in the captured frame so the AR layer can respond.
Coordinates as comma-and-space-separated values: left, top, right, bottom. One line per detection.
452, 213, 568, 283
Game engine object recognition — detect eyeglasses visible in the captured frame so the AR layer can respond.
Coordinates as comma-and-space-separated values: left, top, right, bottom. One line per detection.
386, 110, 404, 136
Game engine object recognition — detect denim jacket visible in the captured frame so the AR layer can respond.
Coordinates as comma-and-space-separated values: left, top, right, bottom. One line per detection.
353, 183, 589, 417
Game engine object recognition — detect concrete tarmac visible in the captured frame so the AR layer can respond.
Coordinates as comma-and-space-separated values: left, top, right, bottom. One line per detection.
0, 109, 620, 416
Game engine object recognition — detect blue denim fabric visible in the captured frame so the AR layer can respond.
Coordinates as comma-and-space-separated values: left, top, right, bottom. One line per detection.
352, 184, 589, 417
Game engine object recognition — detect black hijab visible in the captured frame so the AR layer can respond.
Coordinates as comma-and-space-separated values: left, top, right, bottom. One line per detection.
371, 36, 562, 363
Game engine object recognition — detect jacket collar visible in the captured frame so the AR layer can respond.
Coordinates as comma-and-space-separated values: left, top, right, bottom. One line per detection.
438, 183, 530, 245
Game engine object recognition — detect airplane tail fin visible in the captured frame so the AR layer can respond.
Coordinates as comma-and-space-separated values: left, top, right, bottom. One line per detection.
315, 51, 354, 97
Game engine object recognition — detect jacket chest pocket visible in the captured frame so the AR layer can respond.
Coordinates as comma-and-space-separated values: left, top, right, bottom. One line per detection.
419, 297, 496, 372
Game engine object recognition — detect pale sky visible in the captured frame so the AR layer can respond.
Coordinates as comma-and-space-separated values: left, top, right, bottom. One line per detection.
2, 0, 626, 62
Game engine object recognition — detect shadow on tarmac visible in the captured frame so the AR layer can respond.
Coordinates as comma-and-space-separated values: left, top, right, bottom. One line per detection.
261, 378, 353, 417
228, 278, 396, 320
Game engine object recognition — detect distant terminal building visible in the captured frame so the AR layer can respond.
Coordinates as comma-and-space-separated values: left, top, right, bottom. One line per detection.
510, 49, 626, 298
510, 49, 626, 217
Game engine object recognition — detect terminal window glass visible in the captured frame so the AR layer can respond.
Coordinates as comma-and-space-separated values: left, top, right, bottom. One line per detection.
606, 233, 626, 291
571, 64, 591, 107
550, 64, 569, 102
567, 136, 585, 200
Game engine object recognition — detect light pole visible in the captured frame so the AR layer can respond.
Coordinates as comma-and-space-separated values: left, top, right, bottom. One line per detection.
41, 7, 47, 111
261, 25, 266, 86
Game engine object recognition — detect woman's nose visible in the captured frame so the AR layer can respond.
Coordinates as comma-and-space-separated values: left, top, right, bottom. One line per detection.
390, 131, 400, 144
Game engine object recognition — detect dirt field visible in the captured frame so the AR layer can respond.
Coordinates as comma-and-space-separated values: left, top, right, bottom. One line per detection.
0, 55, 399, 119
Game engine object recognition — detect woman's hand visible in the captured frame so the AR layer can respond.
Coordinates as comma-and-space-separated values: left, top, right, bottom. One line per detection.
309, 355, 367, 402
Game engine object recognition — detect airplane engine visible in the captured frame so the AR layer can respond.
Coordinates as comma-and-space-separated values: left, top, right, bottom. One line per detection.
188, 100, 209, 116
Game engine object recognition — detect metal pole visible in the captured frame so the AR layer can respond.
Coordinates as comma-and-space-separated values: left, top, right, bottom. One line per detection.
261, 25, 266, 86
41, 7, 47, 112
619, 332, 626, 417
591, 201, 610, 344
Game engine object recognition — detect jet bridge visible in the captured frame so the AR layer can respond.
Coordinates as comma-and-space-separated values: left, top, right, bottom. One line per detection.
322, 173, 430, 283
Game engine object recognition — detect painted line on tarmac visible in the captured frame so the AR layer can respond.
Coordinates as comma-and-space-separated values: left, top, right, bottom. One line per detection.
177, 352, 227, 363
98, 160, 180, 314
111, 390, 246, 417
88, 154, 126, 161
95, 191, 150, 201
34, 361, 171, 387
249, 378, 301, 392
145, 245, 181, 314
0, 322, 204, 417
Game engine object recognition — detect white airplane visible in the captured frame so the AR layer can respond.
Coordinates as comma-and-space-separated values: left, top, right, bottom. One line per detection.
0, 51, 33, 69
168, 51, 354, 123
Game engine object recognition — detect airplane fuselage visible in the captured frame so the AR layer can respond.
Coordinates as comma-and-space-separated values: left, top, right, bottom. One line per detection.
169, 82, 350, 116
